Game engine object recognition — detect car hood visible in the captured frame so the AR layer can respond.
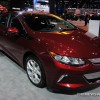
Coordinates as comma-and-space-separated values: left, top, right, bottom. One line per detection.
32, 29, 100, 58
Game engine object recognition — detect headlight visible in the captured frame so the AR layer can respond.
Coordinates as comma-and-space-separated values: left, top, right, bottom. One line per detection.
50, 51, 85, 66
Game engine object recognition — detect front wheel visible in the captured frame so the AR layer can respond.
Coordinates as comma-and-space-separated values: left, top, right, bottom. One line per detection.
25, 55, 46, 88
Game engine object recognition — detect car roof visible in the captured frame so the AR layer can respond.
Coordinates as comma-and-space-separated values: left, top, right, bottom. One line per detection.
9, 11, 52, 17
9, 11, 63, 21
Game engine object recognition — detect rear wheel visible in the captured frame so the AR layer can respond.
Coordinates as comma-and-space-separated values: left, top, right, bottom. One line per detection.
25, 55, 46, 88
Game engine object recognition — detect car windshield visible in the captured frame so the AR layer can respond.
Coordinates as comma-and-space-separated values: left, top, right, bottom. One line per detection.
23, 14, 77, 32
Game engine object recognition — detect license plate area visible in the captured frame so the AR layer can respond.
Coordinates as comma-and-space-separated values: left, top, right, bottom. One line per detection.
84, 72, 100, 83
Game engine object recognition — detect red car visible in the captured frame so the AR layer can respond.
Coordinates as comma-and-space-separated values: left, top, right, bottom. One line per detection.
0, 11, 100, 92
0, 5, 8, 14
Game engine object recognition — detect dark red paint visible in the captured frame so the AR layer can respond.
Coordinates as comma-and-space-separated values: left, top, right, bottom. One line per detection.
0, 12, 100, 91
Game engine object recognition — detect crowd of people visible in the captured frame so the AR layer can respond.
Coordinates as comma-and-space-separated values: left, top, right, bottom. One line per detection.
61, 11, 100, 26
62, 12, 100, 20
0, 4, 100, 27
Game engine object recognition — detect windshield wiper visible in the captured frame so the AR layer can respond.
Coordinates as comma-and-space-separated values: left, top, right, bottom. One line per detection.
60, 28, 77, 32
60, 28, 69, 32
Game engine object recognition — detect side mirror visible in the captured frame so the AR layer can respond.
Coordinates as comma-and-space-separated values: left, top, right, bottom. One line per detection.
7, 27, 19, 34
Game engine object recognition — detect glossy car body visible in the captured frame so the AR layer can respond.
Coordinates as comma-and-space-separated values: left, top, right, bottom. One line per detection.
0, 11, 100, 92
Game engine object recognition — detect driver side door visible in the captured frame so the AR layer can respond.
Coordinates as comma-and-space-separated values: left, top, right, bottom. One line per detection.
3, 14, 30, 64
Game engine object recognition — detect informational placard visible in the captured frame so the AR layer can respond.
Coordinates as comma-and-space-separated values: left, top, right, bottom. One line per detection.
37, 0, 48, 2
34, 0, 49, 12
88, 20, 100, 37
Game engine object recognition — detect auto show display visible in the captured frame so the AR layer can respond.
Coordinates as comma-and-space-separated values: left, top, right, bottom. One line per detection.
0, 11, 100, 92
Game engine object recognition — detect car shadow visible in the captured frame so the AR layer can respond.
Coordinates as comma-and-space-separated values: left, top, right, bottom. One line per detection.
47, 85, 100, 95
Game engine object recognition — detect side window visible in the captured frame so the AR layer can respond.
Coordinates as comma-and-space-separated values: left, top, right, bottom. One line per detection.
10, 18, 26, 35
24, 15, 48, 31
0, 14, 9, 27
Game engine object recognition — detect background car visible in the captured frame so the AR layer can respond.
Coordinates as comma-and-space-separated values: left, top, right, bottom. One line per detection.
0, 11, 100, 92
0, 5, 8, 15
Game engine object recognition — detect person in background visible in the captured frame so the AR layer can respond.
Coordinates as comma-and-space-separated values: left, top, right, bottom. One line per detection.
84, 13, 89, 26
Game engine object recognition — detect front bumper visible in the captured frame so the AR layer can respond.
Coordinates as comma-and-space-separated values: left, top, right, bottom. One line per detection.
46, 60, 100, 92
47, 71, 100, 92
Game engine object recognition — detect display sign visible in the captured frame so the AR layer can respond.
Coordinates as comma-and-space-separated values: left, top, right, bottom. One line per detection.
88, 20, 100, 37
34, 0, 49, 12
37, 0, 49, 2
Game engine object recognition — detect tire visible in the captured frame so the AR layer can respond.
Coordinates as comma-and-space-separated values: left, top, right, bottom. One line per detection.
25, 55, 46, 88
